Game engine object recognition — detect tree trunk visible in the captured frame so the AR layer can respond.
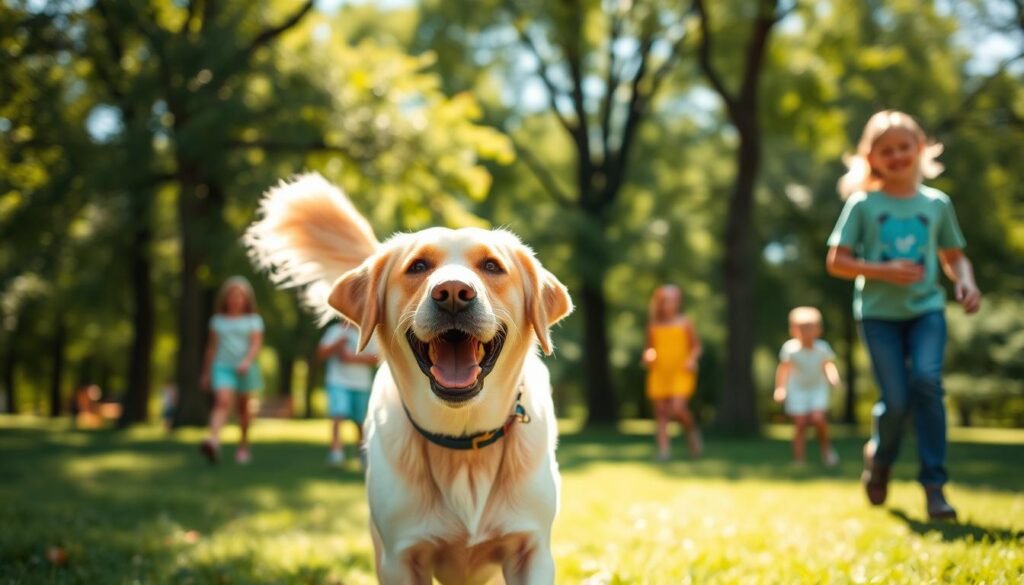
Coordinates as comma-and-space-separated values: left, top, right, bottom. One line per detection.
277, 319, 305, 398
581, 280, 618, 424
77, 357, 95, 389
277, 353, 295, 398
842, 304, 858, 424
173, 231, 208, 425
116, 98, 157, 428
173, 161, 225, 427
576, 166, 618, 426
2, 338, 16, 414
97, 361, 112, 399
119, 221, 155, 427
637, 388, 651, 420
173, 163, 213, 426
695, 0, 780, 435
715, 113, 760, 434
49, 317, 67, 418
957, 403, 972, 427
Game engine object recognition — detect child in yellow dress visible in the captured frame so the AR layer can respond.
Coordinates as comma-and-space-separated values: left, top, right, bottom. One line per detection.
643, 285, 703, 461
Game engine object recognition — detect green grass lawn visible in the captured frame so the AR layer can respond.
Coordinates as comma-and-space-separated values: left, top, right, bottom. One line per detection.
1, 416, 1022, 584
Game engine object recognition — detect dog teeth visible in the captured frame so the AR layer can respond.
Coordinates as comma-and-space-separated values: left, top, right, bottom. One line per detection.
428, 343, 438, 363
476, 342, 485, 362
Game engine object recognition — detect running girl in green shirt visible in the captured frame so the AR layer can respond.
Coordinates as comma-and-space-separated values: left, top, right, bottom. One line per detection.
826, 111, 981, 520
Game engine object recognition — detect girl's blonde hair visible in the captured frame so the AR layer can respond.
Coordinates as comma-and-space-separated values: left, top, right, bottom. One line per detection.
215, 276, 259, 315
648, 284, 683, 323
837, 110, 944, 200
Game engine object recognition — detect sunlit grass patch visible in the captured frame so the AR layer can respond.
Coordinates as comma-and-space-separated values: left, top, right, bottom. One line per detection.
1, 417, 1021, 584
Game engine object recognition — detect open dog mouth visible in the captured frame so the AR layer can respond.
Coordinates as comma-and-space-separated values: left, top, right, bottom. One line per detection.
406, 325, 507, 403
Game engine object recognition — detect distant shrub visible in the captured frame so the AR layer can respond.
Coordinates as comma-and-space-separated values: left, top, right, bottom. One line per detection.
945, 296, 1024, 427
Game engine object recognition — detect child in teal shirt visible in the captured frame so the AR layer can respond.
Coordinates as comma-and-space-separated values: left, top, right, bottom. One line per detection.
826, 111, 981, 520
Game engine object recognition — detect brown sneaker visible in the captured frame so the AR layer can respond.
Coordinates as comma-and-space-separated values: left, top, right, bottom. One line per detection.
861, 441, 890, 506
925, 485, 958, 521
199, 439, 220, 465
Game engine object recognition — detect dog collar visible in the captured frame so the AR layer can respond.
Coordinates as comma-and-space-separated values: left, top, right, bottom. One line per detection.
403, 392, 531, 451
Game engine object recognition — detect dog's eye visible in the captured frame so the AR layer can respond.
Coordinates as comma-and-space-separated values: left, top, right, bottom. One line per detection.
481, 259, 504, 274
406, 259, 431, 274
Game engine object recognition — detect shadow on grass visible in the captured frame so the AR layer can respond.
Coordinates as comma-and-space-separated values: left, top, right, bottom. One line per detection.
888, 509, 1024, 543
557, 425, 1024, 492
558, 426, 850, 484
0, 424, 370, 581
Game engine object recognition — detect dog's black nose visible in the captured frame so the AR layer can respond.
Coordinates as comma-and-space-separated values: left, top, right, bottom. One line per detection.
432, 280, 477, 314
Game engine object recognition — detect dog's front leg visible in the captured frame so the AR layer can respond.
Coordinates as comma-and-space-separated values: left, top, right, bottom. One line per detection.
377, 551, 432, 585
501, 539, 555, 585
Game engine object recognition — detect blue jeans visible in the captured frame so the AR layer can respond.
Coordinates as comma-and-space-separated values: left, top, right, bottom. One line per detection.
860, 310, 948, 486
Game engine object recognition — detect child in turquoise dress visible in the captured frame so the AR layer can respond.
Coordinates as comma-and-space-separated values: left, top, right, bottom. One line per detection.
199, 276, 264, 464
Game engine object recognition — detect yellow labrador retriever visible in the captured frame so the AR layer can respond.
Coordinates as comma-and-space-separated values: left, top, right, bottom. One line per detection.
245, 173, 572, 584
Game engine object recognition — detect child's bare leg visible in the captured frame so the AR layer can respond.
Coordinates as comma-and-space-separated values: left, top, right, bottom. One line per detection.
809, 411, 834, 462
670, 396, 702, 456
236, 394, 253, 450
654, 400, 671, 459
792, 415, 808, 463
330, 418, 343, 453
669, 396, 694, 430
207, 390, 233, 446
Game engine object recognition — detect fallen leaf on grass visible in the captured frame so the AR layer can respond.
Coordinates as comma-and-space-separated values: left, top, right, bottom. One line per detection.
46, 546, 67, 567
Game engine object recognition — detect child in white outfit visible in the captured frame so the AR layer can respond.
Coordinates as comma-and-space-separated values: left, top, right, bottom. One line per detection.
774, 306, 841, 467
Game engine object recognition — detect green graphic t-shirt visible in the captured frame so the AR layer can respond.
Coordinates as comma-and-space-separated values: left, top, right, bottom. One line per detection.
827, 185, 966, 320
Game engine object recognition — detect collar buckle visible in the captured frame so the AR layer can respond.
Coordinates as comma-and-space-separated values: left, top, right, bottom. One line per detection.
471, 430, 497, 450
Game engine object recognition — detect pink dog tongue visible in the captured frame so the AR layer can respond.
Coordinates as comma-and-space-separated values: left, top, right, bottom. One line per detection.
430, 338, 482, 389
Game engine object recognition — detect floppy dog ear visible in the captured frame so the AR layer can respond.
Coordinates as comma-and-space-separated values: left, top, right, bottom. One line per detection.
328, 251, 392, 352
244, 173, 379, 321
515, 249, 573, 355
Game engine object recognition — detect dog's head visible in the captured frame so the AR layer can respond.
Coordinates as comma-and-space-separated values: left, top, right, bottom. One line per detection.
328, 227, 572, 411
245, 174, 572, 430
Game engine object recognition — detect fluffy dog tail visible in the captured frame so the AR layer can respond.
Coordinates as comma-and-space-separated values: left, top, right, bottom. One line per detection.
243, 172, 379, 322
